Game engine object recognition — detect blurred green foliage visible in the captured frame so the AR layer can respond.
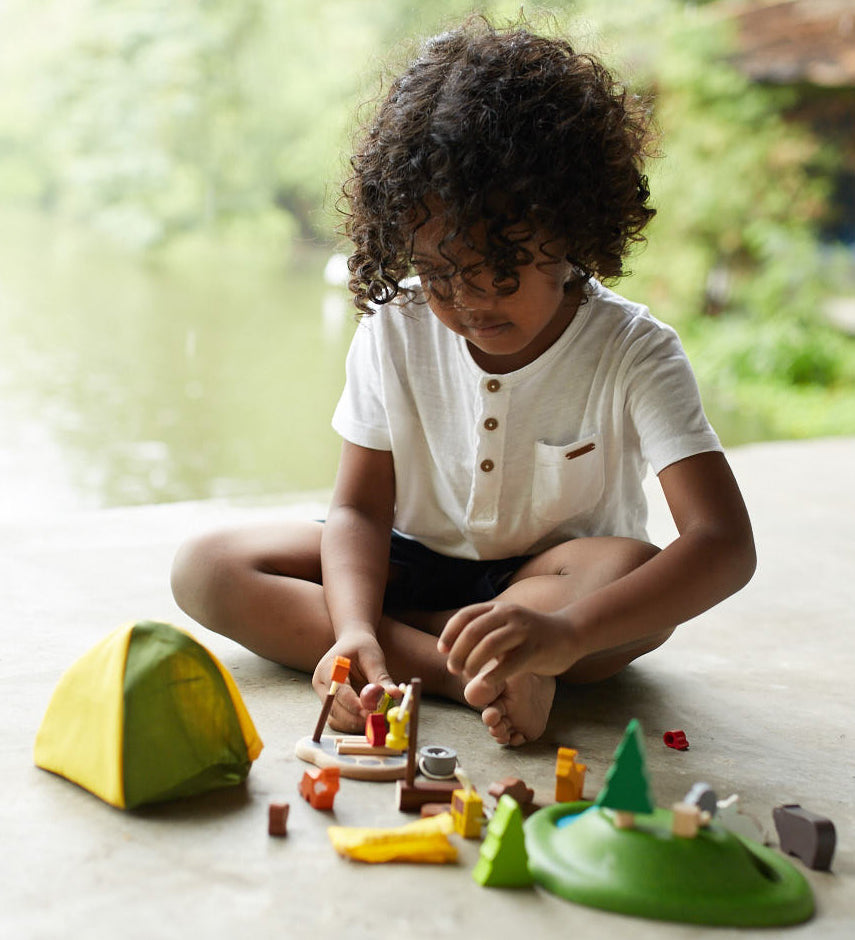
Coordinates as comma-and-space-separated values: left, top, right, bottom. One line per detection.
1, 0, 853, 438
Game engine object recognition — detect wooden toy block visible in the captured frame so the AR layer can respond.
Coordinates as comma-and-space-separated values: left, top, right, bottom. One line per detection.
773, 804, 836, 871
488, 776, 534, 807
451, 787, 485, 838
420, 803, 452, 819
299, 765, 340, 810
268, 802, 290, 836
334, 734, 403, 756
295, 734, 407, 780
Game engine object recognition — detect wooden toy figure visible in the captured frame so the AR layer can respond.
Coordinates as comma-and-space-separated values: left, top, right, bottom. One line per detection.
555, 747, 587, 803
385, 686, 412, 750
773, 804, 836, 871
671, 802, 711, 839
365, 712, 387, 747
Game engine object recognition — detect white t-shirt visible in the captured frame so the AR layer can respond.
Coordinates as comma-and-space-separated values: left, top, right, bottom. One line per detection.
332, 278, 721, 560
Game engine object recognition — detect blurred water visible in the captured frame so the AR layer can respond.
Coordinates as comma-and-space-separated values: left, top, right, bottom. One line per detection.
0, 209, 772, 520
0, 210, 353, 518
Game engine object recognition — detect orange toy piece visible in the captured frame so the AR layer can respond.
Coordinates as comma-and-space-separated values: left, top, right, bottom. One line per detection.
330, 656, 351, 684
555, 747, 587, 803
299, 766, 341, 810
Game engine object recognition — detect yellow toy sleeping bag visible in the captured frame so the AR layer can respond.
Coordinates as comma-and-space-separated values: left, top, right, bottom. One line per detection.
34, 620, 263, 809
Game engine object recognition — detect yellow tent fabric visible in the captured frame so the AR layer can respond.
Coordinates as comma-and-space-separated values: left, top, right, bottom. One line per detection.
34, 621, 263, 809
33, 624, 132, 808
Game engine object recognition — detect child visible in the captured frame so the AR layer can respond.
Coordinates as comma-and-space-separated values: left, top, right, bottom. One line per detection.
171, 18, 755, 747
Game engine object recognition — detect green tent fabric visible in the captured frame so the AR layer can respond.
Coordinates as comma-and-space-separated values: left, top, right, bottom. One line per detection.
35, 621, 263, 809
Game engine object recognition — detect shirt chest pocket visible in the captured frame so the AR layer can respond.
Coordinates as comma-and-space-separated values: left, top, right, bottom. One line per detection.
532, 434, 604, 524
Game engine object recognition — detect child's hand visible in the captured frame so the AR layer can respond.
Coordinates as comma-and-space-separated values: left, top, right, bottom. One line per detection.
438, 601, 579, 684
312, 633, 400, 733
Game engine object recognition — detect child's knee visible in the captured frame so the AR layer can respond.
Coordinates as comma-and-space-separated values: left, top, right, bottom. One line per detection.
553, 536, 659, 583
170, 530, 240, 619
615, 538, 660, 574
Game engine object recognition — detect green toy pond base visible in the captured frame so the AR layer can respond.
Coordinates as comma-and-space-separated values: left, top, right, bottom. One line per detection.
525, 802, 814, 927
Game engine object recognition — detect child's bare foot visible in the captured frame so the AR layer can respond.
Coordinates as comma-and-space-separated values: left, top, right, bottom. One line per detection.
464, 671, 555, 746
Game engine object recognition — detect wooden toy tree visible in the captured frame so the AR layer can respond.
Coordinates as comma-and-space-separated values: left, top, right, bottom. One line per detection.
472, 796, 533, 888
594, 718, 655, 829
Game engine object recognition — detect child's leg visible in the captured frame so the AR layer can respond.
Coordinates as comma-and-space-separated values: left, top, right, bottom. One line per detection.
170, 521, 466, 726
464, 536, 668, 746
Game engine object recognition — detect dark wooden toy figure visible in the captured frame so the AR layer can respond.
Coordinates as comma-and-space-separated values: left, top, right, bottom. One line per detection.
773, 804, 836, 871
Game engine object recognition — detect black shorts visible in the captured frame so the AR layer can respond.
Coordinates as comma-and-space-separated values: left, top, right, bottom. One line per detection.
384, 531, 531, 611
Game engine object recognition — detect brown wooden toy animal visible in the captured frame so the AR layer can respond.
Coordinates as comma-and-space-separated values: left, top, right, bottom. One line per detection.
773, 803, 836, 871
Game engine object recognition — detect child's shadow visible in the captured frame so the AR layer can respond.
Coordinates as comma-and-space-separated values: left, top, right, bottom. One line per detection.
536, 664, 676, 754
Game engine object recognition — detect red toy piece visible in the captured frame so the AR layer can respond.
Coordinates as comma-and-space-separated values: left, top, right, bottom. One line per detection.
299, 766, 341, 810
663, 730, 689, 750
365, 712, 387, 747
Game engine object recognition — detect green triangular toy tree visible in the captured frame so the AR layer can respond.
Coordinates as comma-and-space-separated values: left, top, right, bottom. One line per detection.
472, 795, 533, 888
594, 718, 655, 827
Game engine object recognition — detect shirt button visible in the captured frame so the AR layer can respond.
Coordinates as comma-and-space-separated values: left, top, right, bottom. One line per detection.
480, 459, 495, 473
486, 379, 501, 392
483, 418, 498, 431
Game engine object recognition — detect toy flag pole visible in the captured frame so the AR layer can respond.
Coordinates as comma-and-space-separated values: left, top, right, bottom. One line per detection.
312, 656, 351, 742
403, 678, 421, 787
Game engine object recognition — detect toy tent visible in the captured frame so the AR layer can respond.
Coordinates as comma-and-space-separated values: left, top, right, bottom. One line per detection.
34, 621, 263, 809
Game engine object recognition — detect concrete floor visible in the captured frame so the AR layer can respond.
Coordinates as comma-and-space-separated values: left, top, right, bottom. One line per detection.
3, 438, 853, 939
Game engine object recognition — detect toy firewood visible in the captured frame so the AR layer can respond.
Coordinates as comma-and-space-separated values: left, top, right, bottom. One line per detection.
312, 656, 351, 742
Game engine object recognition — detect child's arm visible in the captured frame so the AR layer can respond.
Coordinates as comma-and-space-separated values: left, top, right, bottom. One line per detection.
316, 439, 399, 727
438, 450, 756, 683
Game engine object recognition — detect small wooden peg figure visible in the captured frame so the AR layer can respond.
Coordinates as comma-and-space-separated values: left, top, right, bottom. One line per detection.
312, 655, 351, 743
365, 712, 388, 747
671, 802, 711, 838
385, 684, 412, 750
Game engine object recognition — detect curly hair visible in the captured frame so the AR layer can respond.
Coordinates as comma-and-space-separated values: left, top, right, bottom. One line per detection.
342, 17, 657, 314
